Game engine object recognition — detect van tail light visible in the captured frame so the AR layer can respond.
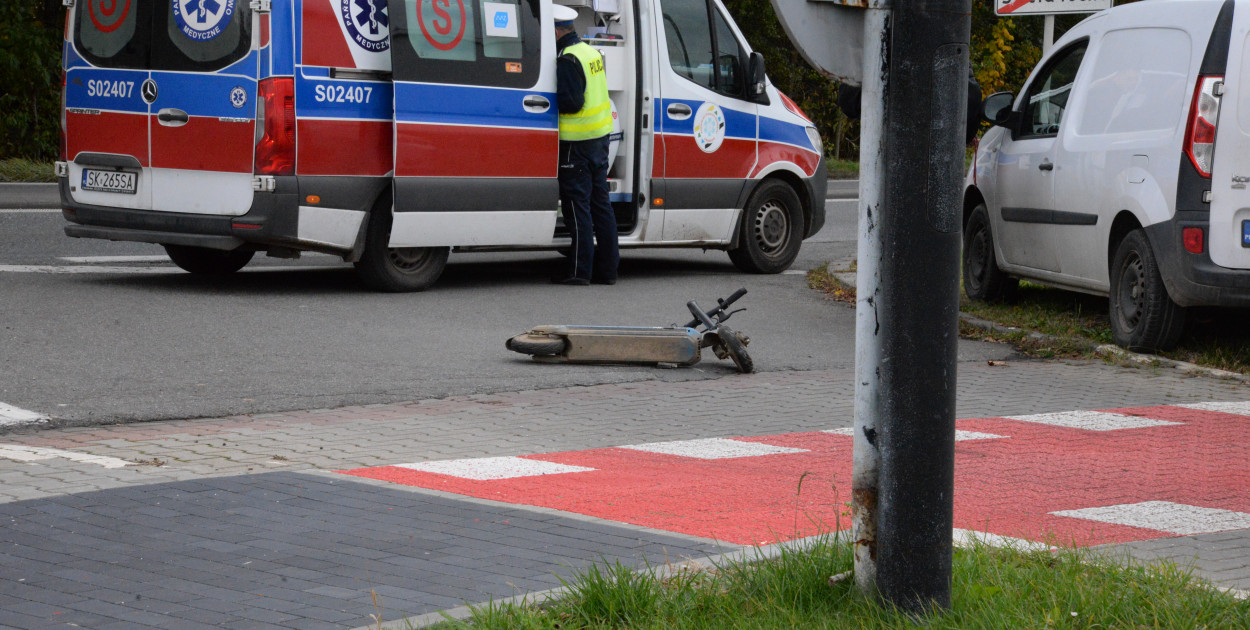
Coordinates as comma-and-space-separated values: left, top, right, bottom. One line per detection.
1184, 75, 1223, 178
1183, 227, 1205, 254
254, 77, 295, 176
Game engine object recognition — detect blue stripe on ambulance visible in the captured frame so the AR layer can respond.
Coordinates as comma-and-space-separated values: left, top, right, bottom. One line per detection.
296, 71, 391, 120
759, 116, 818, 153
289, 0, 302, 73
394, 83, 557, 130
149, 70, 258, 119
271, 0, 296, 75
65, 68, 150, 114
220, 51, 259, 77
656, 98, 755, 140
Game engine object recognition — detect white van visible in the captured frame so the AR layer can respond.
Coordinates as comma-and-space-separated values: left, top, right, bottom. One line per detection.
58, 0, 827, 291
964, 0, 1250, 351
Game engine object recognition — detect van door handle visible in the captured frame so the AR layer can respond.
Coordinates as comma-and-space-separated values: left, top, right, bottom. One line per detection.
1038, 160, 1054, 171
667, 103, 692, 119
157, 108, 189, 127
522, 95, 550, 112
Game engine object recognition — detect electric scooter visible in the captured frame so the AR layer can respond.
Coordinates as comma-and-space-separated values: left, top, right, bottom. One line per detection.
505, 288, 753, 373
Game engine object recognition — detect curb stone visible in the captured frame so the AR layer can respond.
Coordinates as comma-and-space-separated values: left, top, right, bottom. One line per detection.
828, 270, 1248, 384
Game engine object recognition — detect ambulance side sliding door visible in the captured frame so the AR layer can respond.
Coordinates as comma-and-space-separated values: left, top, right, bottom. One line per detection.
389, 0, 559, 247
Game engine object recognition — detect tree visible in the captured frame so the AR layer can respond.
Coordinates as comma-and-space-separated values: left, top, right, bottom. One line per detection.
0, 0, 63, 160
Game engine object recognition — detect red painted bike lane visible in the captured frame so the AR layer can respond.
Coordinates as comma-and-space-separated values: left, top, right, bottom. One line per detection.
340, 404, 1250, 547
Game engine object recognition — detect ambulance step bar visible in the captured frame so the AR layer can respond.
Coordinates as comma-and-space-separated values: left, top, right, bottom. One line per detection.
65, 225, 245, 251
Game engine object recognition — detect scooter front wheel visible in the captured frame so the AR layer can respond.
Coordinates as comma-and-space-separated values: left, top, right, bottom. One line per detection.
713, 325, 754, 374
506, 332, 568, 357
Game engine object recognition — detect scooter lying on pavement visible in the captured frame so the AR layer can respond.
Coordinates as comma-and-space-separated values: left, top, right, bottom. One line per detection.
505, 288, 754, 373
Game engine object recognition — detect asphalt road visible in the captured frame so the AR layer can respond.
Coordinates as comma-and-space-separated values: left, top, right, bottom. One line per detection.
0, 188, 1010, 426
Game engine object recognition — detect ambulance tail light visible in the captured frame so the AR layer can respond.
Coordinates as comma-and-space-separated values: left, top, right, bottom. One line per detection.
255, 77, 295, 176
1184, 75, 1222, 178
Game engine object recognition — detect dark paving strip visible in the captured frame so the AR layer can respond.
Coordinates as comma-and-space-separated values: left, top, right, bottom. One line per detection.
1095, 530, 1250, 593
0, 472, 727, 629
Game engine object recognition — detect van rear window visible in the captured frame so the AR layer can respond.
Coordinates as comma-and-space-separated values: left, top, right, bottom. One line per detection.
74, 0, 252, 72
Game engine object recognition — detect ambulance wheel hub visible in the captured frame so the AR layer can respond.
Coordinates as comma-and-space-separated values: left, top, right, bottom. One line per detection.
755, 201, 790, 252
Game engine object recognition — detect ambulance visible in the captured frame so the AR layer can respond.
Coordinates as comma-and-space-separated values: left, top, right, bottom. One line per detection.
58, 0, 827, 291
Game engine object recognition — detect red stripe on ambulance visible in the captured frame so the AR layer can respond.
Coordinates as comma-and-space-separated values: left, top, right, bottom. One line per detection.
151, 117, 253, 173
754, 141, 820, 178
661, 136, 756, 179
395, 124, 557, 178
66, 111, 148, 166
297, 119, 393, 176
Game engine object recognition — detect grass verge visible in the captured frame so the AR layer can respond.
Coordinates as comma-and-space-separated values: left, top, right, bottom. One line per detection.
0, 158, 56, 183
431, 536, 1249, 629
806, 265, 1250, 375
826, 159, 859, 180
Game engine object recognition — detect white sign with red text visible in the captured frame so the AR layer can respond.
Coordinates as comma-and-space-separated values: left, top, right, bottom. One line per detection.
996, 0, 1112, 16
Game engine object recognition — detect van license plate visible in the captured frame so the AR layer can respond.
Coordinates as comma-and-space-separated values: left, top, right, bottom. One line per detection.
1243, 220, 1250, 247
81, 169, 137, 195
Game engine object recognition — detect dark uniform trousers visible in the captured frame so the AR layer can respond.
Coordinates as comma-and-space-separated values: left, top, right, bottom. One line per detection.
558, 135, 618, 282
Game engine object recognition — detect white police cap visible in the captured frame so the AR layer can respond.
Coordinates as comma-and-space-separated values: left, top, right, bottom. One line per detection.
553, 5, 578, 25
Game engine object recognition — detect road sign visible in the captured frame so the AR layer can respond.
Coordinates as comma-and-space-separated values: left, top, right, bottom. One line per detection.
768, 0, 884, 84
996, 0, 1111, 16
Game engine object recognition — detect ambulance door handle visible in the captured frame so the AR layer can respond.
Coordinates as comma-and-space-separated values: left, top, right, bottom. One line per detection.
667, 103, 692, 120
523, 95, 551, 113
157, 108, 189, 127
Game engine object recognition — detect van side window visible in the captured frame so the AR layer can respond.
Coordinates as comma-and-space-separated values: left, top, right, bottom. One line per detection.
662, 0, 750, 98
1077, 28, 1191, 136
394, 0, 539, 88
1022, 43, 1087, 138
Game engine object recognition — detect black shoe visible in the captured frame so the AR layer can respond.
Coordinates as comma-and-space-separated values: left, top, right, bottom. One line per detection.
591, 277, 616, 285
551, 276, 590, 286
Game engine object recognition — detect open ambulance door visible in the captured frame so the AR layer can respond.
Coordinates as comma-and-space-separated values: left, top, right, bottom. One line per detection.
388, 0, 560, 246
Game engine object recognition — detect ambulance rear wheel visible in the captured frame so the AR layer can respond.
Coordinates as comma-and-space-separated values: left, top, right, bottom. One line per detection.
163, 245, 254, 275
729, 179, 803, 274
355, 210, 449, 292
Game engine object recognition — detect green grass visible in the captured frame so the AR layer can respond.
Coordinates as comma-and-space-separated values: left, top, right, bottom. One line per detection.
0, 158, 56, 183
827, 159, 859, 179
429, 537, 1249, 629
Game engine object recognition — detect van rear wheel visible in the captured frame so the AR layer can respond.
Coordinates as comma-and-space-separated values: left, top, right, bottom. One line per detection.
728, 179, 803, 274
354, 208, 448, 292
163, 244, 254, 275
1109, 229, 1186, 352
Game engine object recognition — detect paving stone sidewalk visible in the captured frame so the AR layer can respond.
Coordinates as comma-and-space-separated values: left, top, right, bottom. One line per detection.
0, 359, 1247, 628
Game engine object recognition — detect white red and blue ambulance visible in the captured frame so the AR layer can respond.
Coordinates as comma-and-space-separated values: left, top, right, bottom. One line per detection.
58, 0, 827, 291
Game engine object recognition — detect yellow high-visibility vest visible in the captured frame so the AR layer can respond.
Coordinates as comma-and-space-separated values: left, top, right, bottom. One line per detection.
559, 42, 613, 141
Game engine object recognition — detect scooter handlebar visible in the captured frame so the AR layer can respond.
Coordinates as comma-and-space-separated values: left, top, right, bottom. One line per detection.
684, 288, 747, 329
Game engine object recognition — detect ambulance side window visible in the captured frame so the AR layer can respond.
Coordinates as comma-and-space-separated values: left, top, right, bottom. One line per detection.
395, 0, 539, 88
662, 0, 748, 98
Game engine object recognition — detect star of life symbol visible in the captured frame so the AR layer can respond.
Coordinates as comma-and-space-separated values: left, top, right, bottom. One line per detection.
342, 0, 390, 52
173, 0, 235, 42
230, 86, 247, 109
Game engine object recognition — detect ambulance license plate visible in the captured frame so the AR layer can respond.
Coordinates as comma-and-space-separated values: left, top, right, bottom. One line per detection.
1243, 220, 1250, 247
81, 168, 137, 195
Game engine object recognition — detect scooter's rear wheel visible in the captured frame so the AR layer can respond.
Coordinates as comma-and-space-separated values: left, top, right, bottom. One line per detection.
506, 332, 568, 356
713, 325, 754, 374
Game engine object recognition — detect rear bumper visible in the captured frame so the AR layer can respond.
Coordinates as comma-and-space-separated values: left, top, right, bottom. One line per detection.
60, 176, 301, 251
1147, 212, 1250, 308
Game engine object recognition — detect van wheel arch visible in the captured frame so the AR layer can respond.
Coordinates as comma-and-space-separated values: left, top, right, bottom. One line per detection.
963, 187, 986, 232
1107, 210, 1144, 269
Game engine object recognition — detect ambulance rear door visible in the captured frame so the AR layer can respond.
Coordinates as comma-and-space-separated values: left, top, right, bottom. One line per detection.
66, 0, 259, 216
388, 0, 559, 246
654, 0, 757, 242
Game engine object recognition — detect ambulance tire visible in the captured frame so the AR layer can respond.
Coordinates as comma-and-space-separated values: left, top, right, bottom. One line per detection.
729, 179, 804, 274
355, 209, 449, 292
163, 244, 254, 275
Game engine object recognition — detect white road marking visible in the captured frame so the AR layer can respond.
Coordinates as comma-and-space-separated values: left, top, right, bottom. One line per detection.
782, 269, 808, 275
0, 264, 344, 274
0, 402, 48, 426
1052, 501, 1250, 536
617, 438, 807, 459
952, 528, 1054, 552
1005, 410, 1181, 431
822, 428, 1007, 441
0, 208, 61, 214
0, 444, 132, 468
394, 456, 594, 480
1179, 401, 1250, 416
58, 255, 170, 263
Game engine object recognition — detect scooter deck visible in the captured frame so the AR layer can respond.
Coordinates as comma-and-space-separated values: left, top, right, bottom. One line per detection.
528, 325, 703, 365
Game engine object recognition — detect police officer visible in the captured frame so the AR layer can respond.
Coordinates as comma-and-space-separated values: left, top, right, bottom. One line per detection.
551, 5, 618, 286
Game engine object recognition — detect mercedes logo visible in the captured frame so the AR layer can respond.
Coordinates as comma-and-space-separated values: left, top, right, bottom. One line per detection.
141, 79, 158, 104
